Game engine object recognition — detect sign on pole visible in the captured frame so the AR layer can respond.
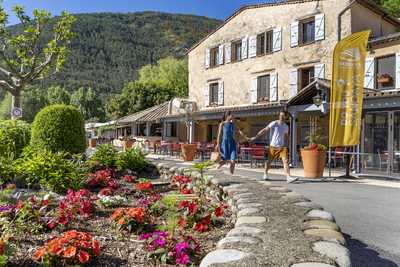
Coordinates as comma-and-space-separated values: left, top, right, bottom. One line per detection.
11, 107, 23, 119
329, 31, 370, 147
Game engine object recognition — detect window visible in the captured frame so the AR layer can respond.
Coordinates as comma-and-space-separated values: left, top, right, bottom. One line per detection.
257, 30, 273, 56
299, 67, 314, 90
166, 122, 177, 137
299, 17, 315, 45
376, 55, 396, 90
231, 41, 242, 62
209, 83, 219, 105
257, 75, 270, 102
210, 47, 219, 68
207, 125, 219, 142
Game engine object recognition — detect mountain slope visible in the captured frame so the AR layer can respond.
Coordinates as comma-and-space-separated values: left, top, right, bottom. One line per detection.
37, 12, 221, 94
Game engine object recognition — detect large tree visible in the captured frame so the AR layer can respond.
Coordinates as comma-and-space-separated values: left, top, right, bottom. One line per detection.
0, 5, 75, 118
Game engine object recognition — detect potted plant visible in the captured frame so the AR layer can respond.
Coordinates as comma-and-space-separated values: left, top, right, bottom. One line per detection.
180, 100, 197, 161
300, 120, 327, 178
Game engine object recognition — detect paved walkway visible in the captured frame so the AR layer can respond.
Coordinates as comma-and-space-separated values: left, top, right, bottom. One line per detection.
149, 155, 400, 267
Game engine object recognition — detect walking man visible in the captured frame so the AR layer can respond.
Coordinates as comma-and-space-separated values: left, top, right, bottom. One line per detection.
249, 111, 299, 183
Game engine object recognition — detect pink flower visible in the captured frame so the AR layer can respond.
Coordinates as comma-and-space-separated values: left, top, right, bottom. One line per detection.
175, 253, 190, 265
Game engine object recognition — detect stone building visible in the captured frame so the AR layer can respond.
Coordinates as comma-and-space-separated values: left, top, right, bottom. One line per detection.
111, 0, 400, 177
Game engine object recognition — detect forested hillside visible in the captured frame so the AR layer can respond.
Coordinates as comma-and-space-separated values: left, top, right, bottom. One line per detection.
8, 11, 220, 95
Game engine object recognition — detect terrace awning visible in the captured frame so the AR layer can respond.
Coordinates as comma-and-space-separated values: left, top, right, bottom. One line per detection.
117, 101, 170, 125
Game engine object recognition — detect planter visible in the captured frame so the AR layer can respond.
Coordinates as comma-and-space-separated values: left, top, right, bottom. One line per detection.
181, 144, 197, 161
300, 149, 326, 178
89, 138, 97, 148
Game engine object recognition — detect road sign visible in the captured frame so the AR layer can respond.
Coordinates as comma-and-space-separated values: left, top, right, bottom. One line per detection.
11, 107, 23, 118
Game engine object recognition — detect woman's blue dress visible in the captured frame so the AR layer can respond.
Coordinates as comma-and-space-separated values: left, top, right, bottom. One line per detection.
220, 122, 237, 161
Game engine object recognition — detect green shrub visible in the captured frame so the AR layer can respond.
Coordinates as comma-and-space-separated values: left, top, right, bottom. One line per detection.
0, 157, 16, 185
15, 148, 88, 193
0, 120, 31, 159
116, 147, 148, 171
30, 104, 86, 154
89, 144, 119, 168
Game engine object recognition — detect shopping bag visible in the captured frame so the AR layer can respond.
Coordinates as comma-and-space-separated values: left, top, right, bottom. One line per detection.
210, 151, 221, 163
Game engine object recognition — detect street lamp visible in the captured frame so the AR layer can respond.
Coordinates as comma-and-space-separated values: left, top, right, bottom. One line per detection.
313, 91, 323, 107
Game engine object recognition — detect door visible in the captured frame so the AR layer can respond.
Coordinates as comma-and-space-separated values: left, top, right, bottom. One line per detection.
362, 112, 389, 175
391, 112, 400, 177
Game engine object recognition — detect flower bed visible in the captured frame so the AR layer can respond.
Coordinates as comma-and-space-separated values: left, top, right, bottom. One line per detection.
0, 157, 232, 266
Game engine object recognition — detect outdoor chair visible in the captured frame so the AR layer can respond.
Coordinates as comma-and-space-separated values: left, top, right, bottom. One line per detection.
378, 150, 389, 171
170, 143, 181, 158
250, 147, 265, 168
334, 147, 345, 167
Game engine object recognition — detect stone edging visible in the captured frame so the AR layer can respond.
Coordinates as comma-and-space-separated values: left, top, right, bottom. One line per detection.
154, 162, 351, 267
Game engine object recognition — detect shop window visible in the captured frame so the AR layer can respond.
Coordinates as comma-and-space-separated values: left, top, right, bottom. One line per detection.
151, 123, 162, 136
210, 47, 219, 68
299, 67, 314, 90
231, 40, 242, 63
209, 82, 219, 105
207, 125, 219, 142
166, 122, 177, 137
257, 75, 270, 102
257, 30, 273, 56
299, 17, 315, 45
376, 55, 396, 90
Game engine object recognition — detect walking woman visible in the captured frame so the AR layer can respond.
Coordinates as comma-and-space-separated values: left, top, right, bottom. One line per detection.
215, 111, 247, 174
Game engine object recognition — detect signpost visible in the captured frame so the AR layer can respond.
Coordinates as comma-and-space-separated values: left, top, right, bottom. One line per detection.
11, 107, 23, 119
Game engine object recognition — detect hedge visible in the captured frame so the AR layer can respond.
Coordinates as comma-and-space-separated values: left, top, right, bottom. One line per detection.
0, 119, 31, 159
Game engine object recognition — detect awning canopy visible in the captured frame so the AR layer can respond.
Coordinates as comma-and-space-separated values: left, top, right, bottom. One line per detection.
286, 79, 331, 107
162, 102, 284, 122
117, 101, 170, 125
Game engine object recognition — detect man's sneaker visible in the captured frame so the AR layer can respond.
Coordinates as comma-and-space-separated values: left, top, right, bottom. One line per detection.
263, 173, 269, 180
286, 176, 299, 183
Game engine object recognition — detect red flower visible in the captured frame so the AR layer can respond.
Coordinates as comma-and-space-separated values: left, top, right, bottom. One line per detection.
123, 175, 136, 183
194, 215, 211, 232
178, 217, 187, 228
99, 187, 113, 196
78, 250, 90, 263
135, 182, 153, 192
92, 240, 101, 256
58, 215, 69, 225
107, 179, 119, 189
181, 188, 193, 194
214, 204, 225, 217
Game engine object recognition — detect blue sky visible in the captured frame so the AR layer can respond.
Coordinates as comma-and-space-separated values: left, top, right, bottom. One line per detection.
3, 0, 277, 25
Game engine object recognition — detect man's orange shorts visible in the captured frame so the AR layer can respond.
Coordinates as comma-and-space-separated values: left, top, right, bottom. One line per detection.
268, 146, 288, 161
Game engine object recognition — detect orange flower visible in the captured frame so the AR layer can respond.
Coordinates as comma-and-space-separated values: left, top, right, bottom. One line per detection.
92, 240, 101, 256
126, 207, 145, 223
78, 250, 90, 264
110, 208, 123, 220
64, 230, 79, 239
32, 247, 46, 261
63, 246, 77, 258
118, 218, 126, 225
49, 243, 63, 255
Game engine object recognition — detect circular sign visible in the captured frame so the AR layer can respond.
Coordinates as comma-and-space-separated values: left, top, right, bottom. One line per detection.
11, 107, 23, 118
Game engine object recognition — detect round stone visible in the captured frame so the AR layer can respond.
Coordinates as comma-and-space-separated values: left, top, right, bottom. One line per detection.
291, 263, 336, 267
235, 216, 266, 226
238, 208, 260, 217
232, 193, 254, 200
303, 229, 346, 245
236, 198, 258, 205
294, 202, 323, 210
312, 241, 351, 267
303, 220, 340, 231
238, 203, 263, 210
217, 236, 261, 248
200, 249, 251, 267
306, 210, 335, 222
270, 187, 291, 192
227, 226, 264, 237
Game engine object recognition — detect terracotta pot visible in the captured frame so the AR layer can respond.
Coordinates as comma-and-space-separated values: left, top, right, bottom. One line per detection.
181, 144, 197, 161
89, 138, 97, 148
301, 149, 326, 178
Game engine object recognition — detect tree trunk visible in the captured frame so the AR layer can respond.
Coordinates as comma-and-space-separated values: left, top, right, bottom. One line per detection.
11, 90, 22, 119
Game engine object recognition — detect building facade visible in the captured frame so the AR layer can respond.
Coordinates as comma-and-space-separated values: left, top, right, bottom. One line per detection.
178, 0, 400, 177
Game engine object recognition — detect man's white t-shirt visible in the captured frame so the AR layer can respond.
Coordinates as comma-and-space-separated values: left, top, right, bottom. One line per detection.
267, 120, 289, 148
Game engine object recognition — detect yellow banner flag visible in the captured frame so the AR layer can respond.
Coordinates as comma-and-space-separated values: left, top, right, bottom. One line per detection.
329, 31, 370, 147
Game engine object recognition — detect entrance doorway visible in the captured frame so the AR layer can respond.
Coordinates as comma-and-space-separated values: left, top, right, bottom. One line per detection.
361, 111, 400, 178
